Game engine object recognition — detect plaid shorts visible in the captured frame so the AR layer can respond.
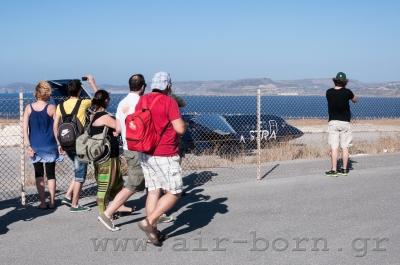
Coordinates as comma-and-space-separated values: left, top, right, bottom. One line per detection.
138, 153, 183, 194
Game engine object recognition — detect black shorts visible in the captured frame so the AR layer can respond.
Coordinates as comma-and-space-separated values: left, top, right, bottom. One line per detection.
33, 162, 56, 180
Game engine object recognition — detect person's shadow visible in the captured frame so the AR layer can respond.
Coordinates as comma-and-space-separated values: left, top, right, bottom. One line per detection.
115, 170, 228, 240
0, 198, 55, 235
162, 196, 228, 238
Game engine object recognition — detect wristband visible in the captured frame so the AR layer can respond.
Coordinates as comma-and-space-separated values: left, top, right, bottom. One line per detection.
25, 144, 31, 148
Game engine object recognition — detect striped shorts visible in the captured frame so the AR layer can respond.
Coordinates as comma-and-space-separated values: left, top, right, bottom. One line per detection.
138, 153, 183, 194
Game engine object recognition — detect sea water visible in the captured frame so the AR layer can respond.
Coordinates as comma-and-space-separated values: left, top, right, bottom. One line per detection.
1, 93, 399, 119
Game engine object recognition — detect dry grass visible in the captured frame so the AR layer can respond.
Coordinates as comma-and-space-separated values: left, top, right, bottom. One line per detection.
182, 134, 400, 170
0, 118, 19, 129
287, 118, 400, 127
0, 118, 19, 123
349, 134, 400, 155
4, 118, 399, 185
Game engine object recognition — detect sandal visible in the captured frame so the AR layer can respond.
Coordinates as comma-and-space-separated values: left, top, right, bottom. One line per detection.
147, 230, 168, 243
116, 206, 136, 216
36, 204, 49, 210
112, 212, 120, 220
138, 219, 159, 245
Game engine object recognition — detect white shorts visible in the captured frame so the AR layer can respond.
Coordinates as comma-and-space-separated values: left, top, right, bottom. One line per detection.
138, 153, 183, 194
327, 120, 353, 149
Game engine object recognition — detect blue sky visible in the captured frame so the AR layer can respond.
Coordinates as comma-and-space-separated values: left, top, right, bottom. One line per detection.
1, 0, 399, 85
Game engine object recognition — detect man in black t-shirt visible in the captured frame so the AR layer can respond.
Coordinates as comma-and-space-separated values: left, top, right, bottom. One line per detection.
325, 72, 358, 177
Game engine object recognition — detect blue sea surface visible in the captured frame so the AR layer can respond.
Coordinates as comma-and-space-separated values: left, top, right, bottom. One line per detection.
1, 93, 399, 119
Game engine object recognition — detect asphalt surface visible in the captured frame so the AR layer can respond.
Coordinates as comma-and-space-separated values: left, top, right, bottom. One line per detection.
0, 154, 399, 265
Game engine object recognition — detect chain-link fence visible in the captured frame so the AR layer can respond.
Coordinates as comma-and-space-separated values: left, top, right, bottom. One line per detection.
1, 92, 399, 206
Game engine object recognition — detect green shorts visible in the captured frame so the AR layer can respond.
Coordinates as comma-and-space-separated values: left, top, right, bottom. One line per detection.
123, 150, 145, 192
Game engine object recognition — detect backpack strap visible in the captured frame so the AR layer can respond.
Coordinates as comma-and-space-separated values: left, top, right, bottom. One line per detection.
160, 121, 171, 137
142, 95, 163, 110
71, 99, 82, 116
60, 99, 82, 117
60, 102, 67, 117
143, 94, 170, 138
88, 112, 109, 137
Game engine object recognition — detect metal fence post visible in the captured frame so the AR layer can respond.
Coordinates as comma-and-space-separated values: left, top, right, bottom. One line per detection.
257, 90, 261, 180
19, 92, 26, 205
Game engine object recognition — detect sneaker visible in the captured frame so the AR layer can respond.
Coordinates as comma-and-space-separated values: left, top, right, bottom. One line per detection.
61, 197, 72, 207
325, 170, 338, 177
69, 205, 91, 213
338, 168, 348, 176
157, 214, 174, 224
98, 212, 121, 232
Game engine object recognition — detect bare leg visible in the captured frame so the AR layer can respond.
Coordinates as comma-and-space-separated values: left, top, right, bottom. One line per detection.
146, 189, 181, 226
71, 182, 83, 207
65, 177, 74, 199
331, 148, 338, 171
103, 188, 134, 217
47, 179, 56, 208
36, 177, 47, 208
146, 189, 162, 218
342, 147, 349, 170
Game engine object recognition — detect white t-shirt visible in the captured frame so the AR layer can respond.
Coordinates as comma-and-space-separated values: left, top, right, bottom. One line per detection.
115, 93, 140, 150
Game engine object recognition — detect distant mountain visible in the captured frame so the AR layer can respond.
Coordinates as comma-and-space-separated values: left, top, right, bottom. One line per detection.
0, 82, 35, 94
1, 78, 400, 96
171, 78, 400, 96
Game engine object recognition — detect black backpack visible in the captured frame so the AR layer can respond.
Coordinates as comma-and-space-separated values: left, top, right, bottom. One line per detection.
57, 100, 84, 151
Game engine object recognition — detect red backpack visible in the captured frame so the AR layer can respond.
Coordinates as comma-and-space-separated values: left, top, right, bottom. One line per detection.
125, 95, 169, 153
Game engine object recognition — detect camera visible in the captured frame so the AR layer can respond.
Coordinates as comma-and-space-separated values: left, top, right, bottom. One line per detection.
82, 77, 88, 81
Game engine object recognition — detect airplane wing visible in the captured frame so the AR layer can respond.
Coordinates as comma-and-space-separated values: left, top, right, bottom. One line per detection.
48, 79, 92, 106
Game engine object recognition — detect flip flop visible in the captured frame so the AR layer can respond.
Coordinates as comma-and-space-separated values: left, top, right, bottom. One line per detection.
36, 205, 49, 210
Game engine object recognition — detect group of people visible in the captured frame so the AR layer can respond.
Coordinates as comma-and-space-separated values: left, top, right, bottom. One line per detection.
24, 72, 187, 245
23, 70, 356, 245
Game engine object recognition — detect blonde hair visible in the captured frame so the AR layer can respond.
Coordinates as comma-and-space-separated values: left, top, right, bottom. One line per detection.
34, 81, 52, 101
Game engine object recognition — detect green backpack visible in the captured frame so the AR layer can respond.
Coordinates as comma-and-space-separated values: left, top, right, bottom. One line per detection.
75, 113, 111, 164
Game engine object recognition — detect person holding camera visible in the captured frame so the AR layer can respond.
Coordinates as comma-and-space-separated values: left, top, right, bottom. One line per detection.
325, 72, 358, 177
53, 76, 98, 212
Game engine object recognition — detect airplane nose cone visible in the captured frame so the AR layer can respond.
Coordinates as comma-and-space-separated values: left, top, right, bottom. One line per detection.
292, 127, 304, 138
283, 126, 303, 140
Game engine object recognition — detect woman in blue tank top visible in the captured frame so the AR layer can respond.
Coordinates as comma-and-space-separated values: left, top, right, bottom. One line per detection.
23, 81, 63, 209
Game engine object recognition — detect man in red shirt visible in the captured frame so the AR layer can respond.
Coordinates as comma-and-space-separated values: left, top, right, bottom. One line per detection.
136, 72, 186, 245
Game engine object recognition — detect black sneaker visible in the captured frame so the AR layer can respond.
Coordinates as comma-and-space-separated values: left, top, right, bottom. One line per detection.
325, 170, 338, 177
338, 168, 348, 176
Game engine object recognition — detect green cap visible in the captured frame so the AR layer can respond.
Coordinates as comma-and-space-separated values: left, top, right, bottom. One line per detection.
334, 72, 348, 81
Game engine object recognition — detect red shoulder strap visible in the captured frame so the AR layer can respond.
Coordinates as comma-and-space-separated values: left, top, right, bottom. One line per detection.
147, 95, 163, 110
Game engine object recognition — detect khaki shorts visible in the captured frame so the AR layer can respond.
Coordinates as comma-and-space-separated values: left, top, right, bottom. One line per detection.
327, 120, 353, 149
138, 153, 183, 194
123, 150, 145, 192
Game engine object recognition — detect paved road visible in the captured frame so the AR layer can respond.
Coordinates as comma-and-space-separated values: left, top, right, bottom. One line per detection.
1, 154, 399, 264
